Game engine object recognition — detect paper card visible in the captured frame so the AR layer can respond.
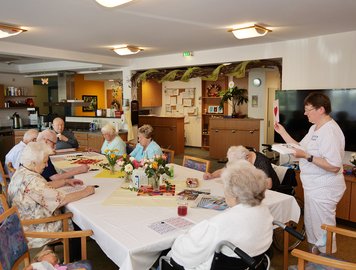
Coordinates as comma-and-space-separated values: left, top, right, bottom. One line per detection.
170, 96, 177, 105
273, 99, 280, 123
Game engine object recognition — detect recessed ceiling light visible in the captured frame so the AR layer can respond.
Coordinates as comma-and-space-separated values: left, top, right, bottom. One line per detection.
112, 46, 143, 56
95, 0, 132, 7
0, 23, 27, 39
229, 24, 271, 39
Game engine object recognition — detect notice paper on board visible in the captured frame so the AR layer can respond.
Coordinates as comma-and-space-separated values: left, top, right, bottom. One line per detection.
273, 99, 280, 124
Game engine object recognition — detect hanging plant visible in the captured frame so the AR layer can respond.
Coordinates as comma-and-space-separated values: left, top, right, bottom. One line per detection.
181, 67, 201, 82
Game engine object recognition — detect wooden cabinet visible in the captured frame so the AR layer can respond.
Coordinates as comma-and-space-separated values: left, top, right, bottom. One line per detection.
73, 131, 127, 151
201, 78, 228, 150
295, 172, 356, 222
88, 133, 105, 151
14, 130, 26, 144
209, 118, 260, 159
138, 116, 185, 154
137, 80, 162, 108
73, 132, 88, 149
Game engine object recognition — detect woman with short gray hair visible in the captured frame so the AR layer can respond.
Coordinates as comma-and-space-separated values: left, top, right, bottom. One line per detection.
170, 160, 273, 270
130, 124, 162, 161
204, 145, 280, 191
8, 141, 95, 248
100, 123, 126, 155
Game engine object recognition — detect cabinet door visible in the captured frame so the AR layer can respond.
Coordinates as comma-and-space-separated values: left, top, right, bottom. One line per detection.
138, 80, 162, 108
233, 129, 260, 151
210, 129, 228, 159
0, 85, 4, 109
350, 182, 356, 222
88, 134, 104, 151
336, 181, 351, 220
154, 126, 177, 150
73, 132, 88, 149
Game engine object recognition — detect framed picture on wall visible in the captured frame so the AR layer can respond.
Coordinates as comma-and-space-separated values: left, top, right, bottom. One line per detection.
82, 95, 98, 112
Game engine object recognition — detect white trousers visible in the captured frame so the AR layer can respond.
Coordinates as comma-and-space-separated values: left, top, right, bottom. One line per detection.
303, 185, 345, 253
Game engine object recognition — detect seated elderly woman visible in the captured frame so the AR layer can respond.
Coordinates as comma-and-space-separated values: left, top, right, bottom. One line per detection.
169, 160, 273, 270
100, 123, 126, 155
130, 124, 162, 161
204, 145, 280, 190
7, 141, 95, 249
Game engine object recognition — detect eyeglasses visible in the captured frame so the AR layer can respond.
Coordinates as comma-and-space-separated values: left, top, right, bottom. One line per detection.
46, 138, 57, 145
304, 107, 316, 113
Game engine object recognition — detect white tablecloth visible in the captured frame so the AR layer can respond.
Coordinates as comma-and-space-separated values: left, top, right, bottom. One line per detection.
53, 156, 300, 270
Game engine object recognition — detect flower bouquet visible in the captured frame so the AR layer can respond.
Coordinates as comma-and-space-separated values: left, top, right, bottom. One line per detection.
143, 154, 173, 190
103, 149, 120, 174
117, 154, 141, 182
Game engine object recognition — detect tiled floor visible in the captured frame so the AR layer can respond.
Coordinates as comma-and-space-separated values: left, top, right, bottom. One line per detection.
30, 147, 355, 270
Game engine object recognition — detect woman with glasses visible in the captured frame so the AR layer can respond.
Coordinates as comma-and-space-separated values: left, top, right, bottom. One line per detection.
274, 92, 345, 255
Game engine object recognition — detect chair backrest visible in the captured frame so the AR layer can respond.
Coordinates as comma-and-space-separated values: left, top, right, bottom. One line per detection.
182, 155, 210, 173
0, 194, 9, 214
0, 162, 9, 195
162, 148, 175, 163
291, 224, 356, 270
0, 207, 31, 270
126, 142, 136, 154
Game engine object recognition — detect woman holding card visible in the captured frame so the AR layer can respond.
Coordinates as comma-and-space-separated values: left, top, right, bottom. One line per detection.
274, 92, 345, 254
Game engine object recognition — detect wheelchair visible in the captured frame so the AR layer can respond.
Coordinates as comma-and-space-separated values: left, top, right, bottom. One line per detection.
158, 222, 305, 270
159, 241, 270, 270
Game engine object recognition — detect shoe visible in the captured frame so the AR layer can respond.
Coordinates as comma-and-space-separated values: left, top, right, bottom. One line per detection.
311, 245, 320, 255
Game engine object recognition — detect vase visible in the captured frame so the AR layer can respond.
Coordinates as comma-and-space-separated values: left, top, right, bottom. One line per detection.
231, 96, 239, 118
125, 173, 131, 183
109, 164, 116, 175
150, 175, 160, 191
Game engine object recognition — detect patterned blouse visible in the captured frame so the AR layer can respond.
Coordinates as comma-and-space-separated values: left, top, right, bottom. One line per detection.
7, 166, 67, 248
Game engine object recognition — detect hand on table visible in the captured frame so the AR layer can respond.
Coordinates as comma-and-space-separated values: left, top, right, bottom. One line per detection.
203, 172, 213, 180
75, 164, 90, 174
65, 179, 84, 186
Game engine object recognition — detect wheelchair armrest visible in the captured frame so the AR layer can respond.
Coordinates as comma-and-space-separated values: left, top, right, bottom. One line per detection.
215, 240, 255, 267
273, 221, 305, 241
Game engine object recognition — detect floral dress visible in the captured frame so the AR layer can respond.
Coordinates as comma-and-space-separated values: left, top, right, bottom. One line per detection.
7, 166, 67, 248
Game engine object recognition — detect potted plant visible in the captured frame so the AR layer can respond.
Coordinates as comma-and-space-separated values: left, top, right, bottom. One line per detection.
219, 81, 248, 118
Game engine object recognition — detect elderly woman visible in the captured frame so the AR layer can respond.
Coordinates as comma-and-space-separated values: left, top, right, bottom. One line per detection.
7, 141, 95, 248
100, 123, 126, 155
169, 160, 273, 270
129, 124, 162, 161
204, 145, 279, 190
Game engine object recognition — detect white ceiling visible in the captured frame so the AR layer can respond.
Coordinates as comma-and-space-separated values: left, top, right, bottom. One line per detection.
1, 0, 356, 74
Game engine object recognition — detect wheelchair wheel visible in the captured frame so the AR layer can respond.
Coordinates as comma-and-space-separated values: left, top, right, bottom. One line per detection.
272, 197, 305, 252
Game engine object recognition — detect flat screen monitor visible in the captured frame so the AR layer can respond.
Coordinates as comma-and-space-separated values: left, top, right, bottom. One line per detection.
275, 89, 356, 151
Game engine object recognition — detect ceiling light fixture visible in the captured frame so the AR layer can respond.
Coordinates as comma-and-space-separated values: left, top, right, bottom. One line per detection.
95, 0, 132, 7
229, 24, 271, 39
112, 46, 143, 56
0, 23, 27, 39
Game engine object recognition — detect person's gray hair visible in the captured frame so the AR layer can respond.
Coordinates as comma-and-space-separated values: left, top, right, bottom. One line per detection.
20, 141, 54, 170
37, 129, 57, 143
138, 124, 154, 139
23, 129, 39, 144
222, 160, 267, 206
101, 123, 116, 135
227, 145, 249, 161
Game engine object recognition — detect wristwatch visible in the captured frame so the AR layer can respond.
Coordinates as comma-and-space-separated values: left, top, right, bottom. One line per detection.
307, 155, 314, 162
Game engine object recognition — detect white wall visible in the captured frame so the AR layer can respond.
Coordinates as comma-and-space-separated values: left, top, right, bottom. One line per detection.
130, 31, 356, 90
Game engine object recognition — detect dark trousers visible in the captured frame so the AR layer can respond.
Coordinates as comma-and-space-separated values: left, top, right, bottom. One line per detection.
69, 222, 82, 262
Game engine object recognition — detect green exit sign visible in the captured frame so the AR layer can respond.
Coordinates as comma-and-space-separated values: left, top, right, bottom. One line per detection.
183, 51, 193, 57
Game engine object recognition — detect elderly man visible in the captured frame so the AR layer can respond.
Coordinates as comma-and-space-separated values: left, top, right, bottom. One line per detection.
37, 129, 89, 181
5, 129, 38, 174
52, 117, 79, 150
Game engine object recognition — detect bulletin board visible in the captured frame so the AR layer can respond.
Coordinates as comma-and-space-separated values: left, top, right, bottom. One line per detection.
164, 88, 197, 117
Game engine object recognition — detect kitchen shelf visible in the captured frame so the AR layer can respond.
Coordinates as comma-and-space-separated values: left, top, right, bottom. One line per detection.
43, 102, 90, 107
4, 95, 37, 98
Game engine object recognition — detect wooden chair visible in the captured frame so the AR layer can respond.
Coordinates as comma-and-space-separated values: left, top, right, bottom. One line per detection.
162, 148, 175, 163
126, 141, 136, 154
182, 155, 210, 173
291, 224, 356, 270
0, 162, 10, 195
0, 194, 93, 264
7, 162, 16, 175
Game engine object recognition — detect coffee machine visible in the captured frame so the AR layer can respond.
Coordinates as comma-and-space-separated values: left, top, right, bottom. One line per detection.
27, 107, 39, 126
